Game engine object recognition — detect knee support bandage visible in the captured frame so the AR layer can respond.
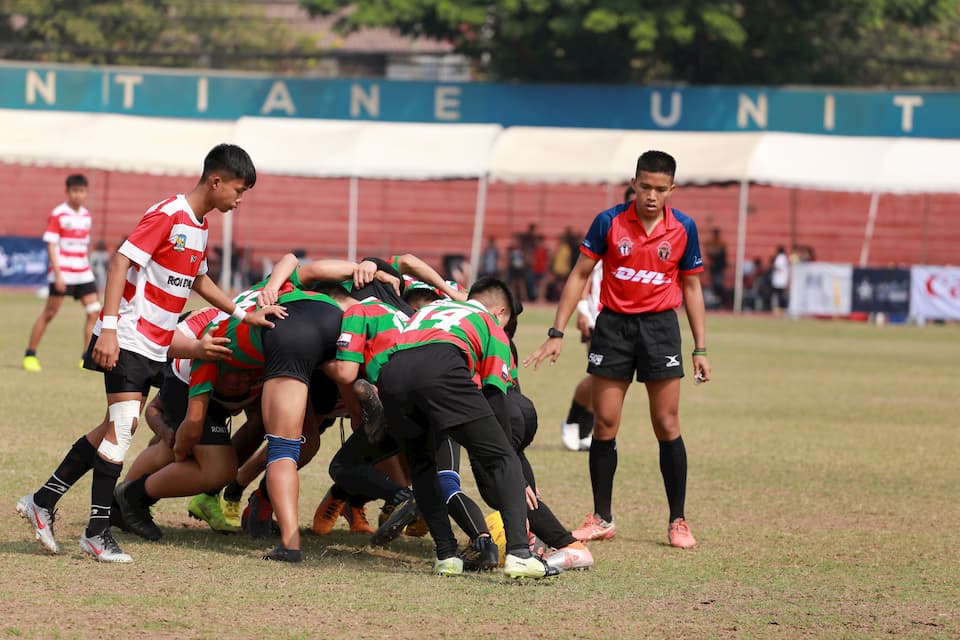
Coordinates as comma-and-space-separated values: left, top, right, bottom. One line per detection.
98, 400, 140, 463
265, 434, 303, 466
84, 300, 103, 315
437, 469, 463, 504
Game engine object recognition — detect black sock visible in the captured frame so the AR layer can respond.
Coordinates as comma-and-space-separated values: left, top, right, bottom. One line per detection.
25, 349, 36, 357
578, 412, 595, 439
659, 436, 687, 522
124, 474, 150, 509
223, 481, 244, 503
589, 438, 617, 522
205, 489, 220, 498
34, 437, 98, 509
329, 484, 350, 502
565, 400, 589, 425
87, 457, 122, 537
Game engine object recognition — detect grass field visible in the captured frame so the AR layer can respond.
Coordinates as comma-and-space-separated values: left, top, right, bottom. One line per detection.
0, 291, 957, 639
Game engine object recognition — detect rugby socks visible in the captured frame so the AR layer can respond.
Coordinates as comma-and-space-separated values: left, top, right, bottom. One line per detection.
223, 481, 244, 503
34, 436, 98, 509
589, 438, 617, 522
87, 457, 122, 537
123, 474, 157, 509
565, 400, 595, 440
527, 498, 577, 550
659, 436, 687, 522
24, 349, 36, 357
446, 492, 487, 540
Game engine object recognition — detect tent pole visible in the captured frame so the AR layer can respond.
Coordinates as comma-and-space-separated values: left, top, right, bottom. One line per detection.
221, 211, 233, 292
859, 192, 880, 267
733, 179, 749, 313
348, 176, 359, 262
468, 175, 489, 284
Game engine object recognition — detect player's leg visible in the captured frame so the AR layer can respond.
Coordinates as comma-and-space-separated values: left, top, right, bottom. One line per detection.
22, 289, 65, 370
435, 435, 489, 544
261, 376, 308, 556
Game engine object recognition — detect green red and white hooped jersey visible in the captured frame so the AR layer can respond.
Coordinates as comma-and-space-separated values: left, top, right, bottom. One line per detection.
335, 296, 409, 384
43, 202, 94, 285
95, 195, 209, 362
388, 299, 514, 392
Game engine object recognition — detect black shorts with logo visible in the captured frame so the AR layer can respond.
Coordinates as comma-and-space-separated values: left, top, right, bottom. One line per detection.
49, 280, 97, 300
82, 335, 166, 395
159, 372, 233, 446
586, 308, 684, 382
262, 299, 343, 384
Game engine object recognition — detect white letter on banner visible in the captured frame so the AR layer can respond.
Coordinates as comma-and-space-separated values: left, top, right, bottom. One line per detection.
651, 91, 682, 127
737, 93, 767, 129
435, 86, 461, 121
260, 81, 296, 115
25, 70, 56, 105
350, 84, 380, 117
114, 74, 143, 109
197, 77, 208, 113
823, 94, 835, 131
893, 95, 923, 133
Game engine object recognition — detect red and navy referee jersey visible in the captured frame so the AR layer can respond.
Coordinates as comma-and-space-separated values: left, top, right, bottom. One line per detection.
580, 201, 704, 314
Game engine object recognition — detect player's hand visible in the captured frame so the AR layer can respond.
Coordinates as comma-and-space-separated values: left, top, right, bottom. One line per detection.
156, 424, 176, 449
173, 421, 202, 462
448, 287, 468, 302
374, 270, 402, 296
524, 485, 539, 510
523, 338, 563, 369
196, 333, 232, 361
354, 260, 378, 289
576, 313, 592, 338
256, 286, 280, 308
692, 354, 711, 384
92, 330, 120, 370
53, 276, 66, 294
243, 304, 286, 328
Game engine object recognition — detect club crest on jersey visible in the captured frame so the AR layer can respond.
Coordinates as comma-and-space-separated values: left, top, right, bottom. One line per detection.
657, 241, 672, 261
617, 237, 634, 257
336, 332, 352, 348
171, 233, 187, 252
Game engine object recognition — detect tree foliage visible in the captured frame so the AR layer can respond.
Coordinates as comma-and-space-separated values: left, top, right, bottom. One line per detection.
0, 0, 316, 70
299, 0, 960, 85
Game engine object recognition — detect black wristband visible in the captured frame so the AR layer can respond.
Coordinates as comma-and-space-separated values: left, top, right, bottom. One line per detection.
547, 327, 565, 339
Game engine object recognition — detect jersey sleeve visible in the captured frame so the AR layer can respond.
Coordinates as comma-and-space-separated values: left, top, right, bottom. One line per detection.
678, 216, 705, 274
118, 208, 173, 268
335, 306, 367, 364
42, 210, 61, 244
189, 359, 219, 398
581, 209, 613, 261
476, 318, 514, 393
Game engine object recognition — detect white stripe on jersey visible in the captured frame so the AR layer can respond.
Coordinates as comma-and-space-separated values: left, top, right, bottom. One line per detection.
44, 203, 94, 285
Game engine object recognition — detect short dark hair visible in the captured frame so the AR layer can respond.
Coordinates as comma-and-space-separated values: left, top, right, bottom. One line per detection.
402, 287, 442, 309
635, 150, 677, 180
202, 144, 257, 188
309, 281, 350, 300
468, 276, 515, 320
623, 185, 635, 203
65, 174, 88, 189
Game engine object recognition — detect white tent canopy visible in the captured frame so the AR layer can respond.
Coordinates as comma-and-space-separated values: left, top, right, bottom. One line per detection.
4, 109, 960, 305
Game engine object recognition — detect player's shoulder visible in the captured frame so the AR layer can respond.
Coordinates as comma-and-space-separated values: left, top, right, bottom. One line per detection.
668, 206, 699, 236
146, 195, 193, 219
594, 202, 632, 225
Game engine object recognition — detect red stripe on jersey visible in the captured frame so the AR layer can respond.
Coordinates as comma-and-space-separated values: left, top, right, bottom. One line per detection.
152, 247, 205, 275
122, 279, 137, 302
144, 280, 189, 314
136, 316, 175, 347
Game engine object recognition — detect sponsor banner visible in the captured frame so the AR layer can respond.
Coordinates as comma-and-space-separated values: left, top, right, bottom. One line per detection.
0, 61, 958, 136
0, 236, 47, 286
909, 265, 960, 320
850, 268, 911, 314
789, 262, 852, 316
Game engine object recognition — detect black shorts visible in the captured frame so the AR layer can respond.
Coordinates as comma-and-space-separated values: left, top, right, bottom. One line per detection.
50, 280, 97, 300
158, 373, 233, 446
587, 308, 684, 382
506, 388, 538, 452
378, 343, 493, 438
82, 335, 166, 395
262, 299, 343, 384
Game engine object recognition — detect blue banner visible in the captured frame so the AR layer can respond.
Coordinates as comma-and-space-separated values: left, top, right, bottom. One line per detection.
851, 268, 911, 314
0, 236, 48, 287
1, 61, 958, 137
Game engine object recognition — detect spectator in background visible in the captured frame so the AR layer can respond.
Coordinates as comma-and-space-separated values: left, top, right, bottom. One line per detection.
506, 243, 527, 303
481, 236, 500, 278
771, 245, 790, 315
531, 235, 549, 301
90, 240, 111, 293
704, 227, 728, 309
549, 232, 572, 302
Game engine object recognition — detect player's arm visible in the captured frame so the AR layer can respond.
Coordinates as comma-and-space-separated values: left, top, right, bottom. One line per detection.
681, 273, 711, 383
256, 252, 300, 306
173, 391, 210, 462
46, 241, 65, 293
394, 253, 467, 301
191, 273, 285, 328
144, 393, 176, 448
524, 252, 597, 369
92, 251, 134, 370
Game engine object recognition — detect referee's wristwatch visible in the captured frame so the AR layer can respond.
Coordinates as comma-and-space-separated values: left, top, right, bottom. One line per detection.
547, 327, 565, 339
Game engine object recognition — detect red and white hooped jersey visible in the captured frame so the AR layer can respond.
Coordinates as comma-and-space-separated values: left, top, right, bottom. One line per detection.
94, 195, 210, 362
43, 202, 94, 285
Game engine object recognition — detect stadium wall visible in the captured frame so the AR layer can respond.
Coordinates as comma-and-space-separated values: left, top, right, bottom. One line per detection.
1, 162, 956, 285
